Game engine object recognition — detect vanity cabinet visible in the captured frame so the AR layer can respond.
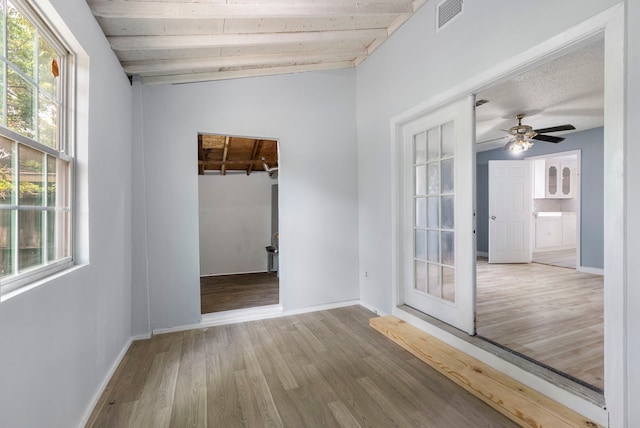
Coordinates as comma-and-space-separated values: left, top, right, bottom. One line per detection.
533, 160, 576, 199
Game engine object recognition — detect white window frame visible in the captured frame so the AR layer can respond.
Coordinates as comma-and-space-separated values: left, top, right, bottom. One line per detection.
0, 0, 75, 296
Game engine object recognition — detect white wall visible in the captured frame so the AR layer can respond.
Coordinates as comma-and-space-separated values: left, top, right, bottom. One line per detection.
198, 173, 275, 276
356, 0, 638, 426
0, 0, 133, 426
136, 69, 359, 331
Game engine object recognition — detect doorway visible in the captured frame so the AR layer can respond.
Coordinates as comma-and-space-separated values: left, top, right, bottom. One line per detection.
197, 133, 280, 314
474, 40, 604, 392
392, 7, 624, 422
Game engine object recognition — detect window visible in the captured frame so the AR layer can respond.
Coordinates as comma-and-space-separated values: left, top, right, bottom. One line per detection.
0, 0, 72, 295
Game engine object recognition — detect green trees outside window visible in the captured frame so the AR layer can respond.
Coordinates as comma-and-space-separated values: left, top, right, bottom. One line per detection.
0, 0, 71, 290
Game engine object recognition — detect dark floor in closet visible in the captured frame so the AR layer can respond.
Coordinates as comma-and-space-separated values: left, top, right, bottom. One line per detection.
200, 272, 279, 314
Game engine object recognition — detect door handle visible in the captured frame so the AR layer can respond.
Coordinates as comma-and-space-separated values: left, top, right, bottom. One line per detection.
491, 215, 496, 220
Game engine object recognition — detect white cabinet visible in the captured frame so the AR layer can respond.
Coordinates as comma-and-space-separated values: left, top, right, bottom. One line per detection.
546, 161, 576, 199
534, 212, 576, 251
535, 215, 563, 249
533, 160, 576, 199
562, 212, 577, 246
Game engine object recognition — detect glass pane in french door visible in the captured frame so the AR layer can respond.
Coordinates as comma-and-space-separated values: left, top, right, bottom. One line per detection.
413, 121, 455, 302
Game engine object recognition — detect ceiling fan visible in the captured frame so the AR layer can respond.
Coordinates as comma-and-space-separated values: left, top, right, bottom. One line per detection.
486, 114, 576, 152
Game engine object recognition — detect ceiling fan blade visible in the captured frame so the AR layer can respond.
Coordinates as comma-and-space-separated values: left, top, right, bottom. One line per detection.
532, 124, 576, 134
532, 134, 565, 143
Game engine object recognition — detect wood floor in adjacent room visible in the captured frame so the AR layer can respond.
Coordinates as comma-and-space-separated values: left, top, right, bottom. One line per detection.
200, 272, 279, 314
87, 306, 518, 428
476, 259, 604, 391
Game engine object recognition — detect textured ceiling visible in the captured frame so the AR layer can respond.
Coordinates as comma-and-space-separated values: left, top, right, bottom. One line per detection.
475, 39, 604, 152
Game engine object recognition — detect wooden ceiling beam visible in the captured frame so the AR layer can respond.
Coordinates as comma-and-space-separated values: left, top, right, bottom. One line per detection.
200, 159, 272, 167
246, 140, 264, 176
88, 1, 413, 19
197, 134, 204, 175
109, 29, 387, 51
220, 136, 230, 176
123, 49, 365, 75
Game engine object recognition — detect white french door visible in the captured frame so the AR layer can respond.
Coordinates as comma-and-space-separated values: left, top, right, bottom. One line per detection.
400, 96, 475, 334
488, 160, 532, 264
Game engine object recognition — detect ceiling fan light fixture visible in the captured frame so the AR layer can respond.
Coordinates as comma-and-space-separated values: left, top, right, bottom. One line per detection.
509, 135, 534, 152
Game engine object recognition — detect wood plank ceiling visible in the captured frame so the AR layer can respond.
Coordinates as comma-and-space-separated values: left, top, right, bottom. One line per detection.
198, 134, 278, 176
86, 0, 428, 85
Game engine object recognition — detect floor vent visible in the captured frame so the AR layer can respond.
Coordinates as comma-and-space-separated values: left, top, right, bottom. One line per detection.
437, 0, 463, 32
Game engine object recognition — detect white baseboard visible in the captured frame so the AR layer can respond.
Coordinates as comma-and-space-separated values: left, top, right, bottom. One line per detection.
477, 251, 489, 257
79, 337, 133, 428
359, 300, 388, 316
131, 333, 152, 341
200, 270, 268, 277
577, 266, 604, 276
282, 299, 361, 316
152, 299, 364, 335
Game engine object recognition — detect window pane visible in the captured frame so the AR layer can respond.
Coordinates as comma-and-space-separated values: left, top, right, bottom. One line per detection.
441, 158, 454, 193
7, 1, 36, 78
442, 267, 455, 302
427, 230, 439, 262
0, 4, 4, 54
47, 155, 56, 206
47, 210, 70, 262
414, 132, 426, 164
427, 126, 439, 161
7, 69, 36, 139
427, 196, 439, 229
442, 231, 455, 265
38, 94, 57, 148
18, 209, 42, 270
441, 195, 454, 229
47, 211, 55, 261
0, 209, 14, 278
415, 229, 426, 260
415, 165, 426, 195
38, 35, 59, 97
0, 63, 4, 125
0, 138, 15, 205
441, 121, 455, 157
427, 263, 441, 297
415, 198, 426, 228
427, 163, 439, 194
18, 144, 44, 206
415, 261, 426, 292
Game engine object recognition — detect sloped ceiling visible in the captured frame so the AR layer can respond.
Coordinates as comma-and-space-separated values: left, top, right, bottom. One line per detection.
86, 0, 428, 85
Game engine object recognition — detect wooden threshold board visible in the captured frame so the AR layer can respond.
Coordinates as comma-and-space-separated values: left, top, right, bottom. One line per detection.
369, 316, 602, 428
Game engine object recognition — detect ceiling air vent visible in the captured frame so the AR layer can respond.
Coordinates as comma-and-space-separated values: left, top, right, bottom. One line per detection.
436, 0, 463, 32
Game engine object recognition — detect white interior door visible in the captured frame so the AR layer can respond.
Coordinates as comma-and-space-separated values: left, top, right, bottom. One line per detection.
488, 160, 532, 263
401, 96, 475, 334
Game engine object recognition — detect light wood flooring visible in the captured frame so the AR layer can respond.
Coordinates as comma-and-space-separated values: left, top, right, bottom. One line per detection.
200, 272, 279, 314
476, 259, 603, 391
532, 249, 577, 269
87, 306, 518, 428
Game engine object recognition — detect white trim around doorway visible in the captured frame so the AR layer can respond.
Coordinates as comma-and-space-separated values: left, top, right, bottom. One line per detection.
390, 4, 625, 426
